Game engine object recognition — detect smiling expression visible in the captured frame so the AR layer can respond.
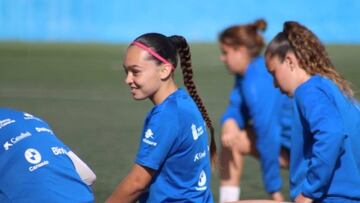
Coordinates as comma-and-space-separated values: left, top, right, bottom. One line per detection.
123, 45, 163, 101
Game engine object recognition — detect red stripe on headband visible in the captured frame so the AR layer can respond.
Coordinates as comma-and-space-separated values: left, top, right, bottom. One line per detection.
131, 41, 173, 68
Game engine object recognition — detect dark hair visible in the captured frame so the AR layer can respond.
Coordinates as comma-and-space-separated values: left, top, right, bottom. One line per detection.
132, 33, 217, 166
219, 19, 267, 58
265, 21, 353, 97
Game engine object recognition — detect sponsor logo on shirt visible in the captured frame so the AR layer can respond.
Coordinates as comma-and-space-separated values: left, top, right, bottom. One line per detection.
35, 127, 54, 134
0, 118, 15, 130
3, 131, 32, 151
24, 148, 49, 172
191, 124, 204, 140
52, 146, 67, 155
144, 129, 154, 139
3, 142, 13, 151
142, 129, 157, 146
24, 113, 42, 121
195, 170, 207, 191
194, 150, 206, 162
25, 148, 42, 164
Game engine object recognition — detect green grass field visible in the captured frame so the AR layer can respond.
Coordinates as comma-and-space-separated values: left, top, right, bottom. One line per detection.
1, 42, 359, 202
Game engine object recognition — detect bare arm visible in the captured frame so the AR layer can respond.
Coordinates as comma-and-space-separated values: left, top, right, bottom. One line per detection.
105, 164, 154, 203
221, 119, 243, 148
295, 193, 313, 203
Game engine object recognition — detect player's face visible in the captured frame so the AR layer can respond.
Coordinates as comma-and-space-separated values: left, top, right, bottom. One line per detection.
266, 54, 295, 96
123, 45, 162, 101
219, 43, 249, 75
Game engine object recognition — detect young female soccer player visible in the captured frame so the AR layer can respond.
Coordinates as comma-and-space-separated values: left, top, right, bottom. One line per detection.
218, 19, 294, 202
265, 21, 360, 203
106, 33, 216, 203
0, 108, 96, 202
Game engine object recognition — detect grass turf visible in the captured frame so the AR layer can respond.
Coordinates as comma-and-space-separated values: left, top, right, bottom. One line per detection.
1, 42, 359, 202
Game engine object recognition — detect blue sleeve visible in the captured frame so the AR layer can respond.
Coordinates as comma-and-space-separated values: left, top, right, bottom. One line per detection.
297, 89, 345, 199
135, 109, 179, 171
220, 76, 248, 128
278, 96, 295, 149
242, 77, 282, 193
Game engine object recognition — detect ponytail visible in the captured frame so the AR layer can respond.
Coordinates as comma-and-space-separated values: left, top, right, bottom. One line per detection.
266, 21, 354, 97
131, 33, 217, 166
169, 35, 217, 167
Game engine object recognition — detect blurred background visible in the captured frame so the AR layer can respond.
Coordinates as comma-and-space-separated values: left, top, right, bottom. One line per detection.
1, 0, 360, 43
1, 0, 359, 202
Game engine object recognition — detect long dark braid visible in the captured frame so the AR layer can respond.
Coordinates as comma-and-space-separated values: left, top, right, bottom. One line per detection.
132, 33, 217, 166
169, 35, 217, 167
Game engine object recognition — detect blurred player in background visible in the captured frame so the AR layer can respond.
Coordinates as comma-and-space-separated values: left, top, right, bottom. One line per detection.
106, 33, 216, 203
218, 19, 295, 202
0, 108, 96, 202
264, 21, 360, 203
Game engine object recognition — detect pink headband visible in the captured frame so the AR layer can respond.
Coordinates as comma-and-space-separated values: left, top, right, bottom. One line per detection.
131, 41, 174, 69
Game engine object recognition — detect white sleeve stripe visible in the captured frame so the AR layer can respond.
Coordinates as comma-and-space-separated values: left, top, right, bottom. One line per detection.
66, 151, 96, 186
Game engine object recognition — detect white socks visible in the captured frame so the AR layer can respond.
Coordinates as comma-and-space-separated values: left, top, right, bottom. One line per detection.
219, 186, 240, 203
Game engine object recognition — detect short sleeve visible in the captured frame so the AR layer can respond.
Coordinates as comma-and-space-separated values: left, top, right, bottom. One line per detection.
135, 108, 179, 170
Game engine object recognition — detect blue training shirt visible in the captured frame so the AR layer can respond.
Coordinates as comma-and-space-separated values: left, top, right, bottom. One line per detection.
220, 56, 294, 193
290, 75, 360, 202
136, 89, 213, 203
0, 108, 94, 203
220, 75, 249, 129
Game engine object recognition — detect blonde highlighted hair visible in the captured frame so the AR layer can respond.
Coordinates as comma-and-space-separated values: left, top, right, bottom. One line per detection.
265, 21, 353, 97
